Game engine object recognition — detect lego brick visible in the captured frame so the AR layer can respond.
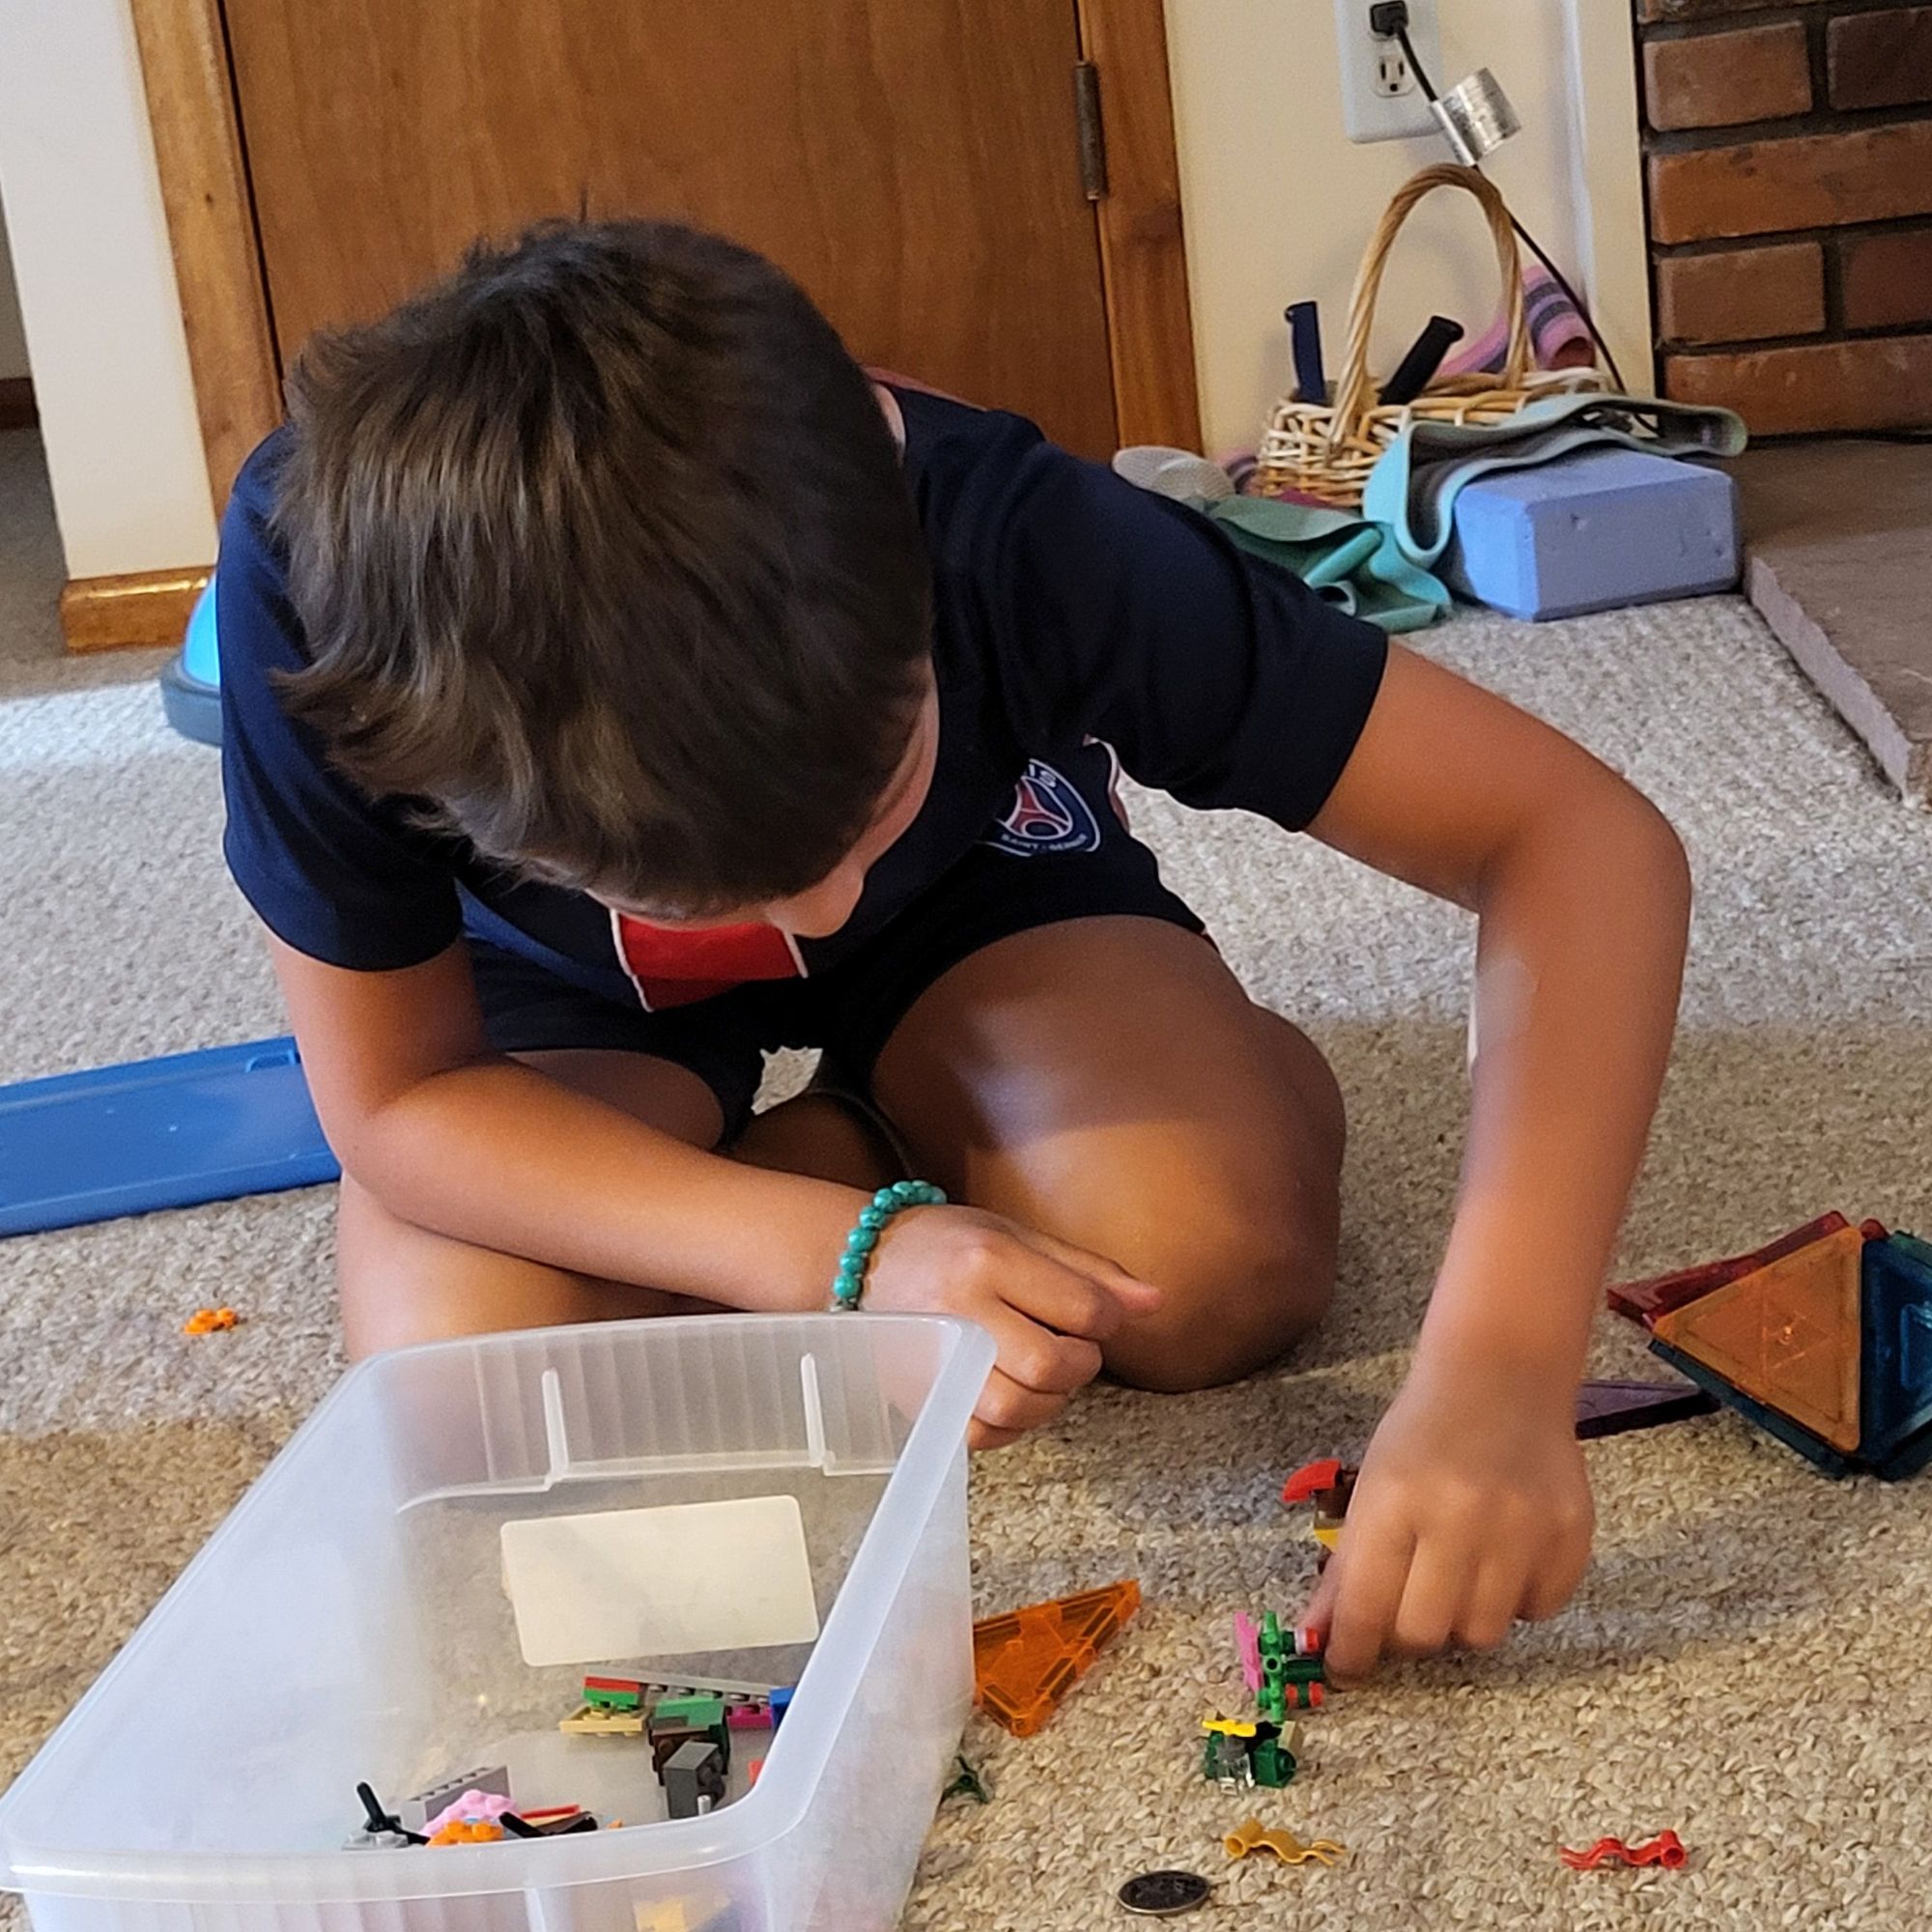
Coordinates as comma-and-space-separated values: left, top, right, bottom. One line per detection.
397, 1764, 510, 1833
651, 1694, 725, 1732
559, 1704, 645, 1736
1859, 1233, 1932, 1459
1649, 1338, 1855, 1477
662, 1740, 725, 1821
768, 1686, 794, 1728
1574, 1378, 1720, 1439
971, 1580, 1140, 1738
1652, 1224, 1865, 1451
1608, 1212, 1851, 1327
1439, 449, 1739, 622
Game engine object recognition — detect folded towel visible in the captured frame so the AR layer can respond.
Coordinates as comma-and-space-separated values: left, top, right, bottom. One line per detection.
1201, 495, 1452, 635
1361, 392, 1748, 564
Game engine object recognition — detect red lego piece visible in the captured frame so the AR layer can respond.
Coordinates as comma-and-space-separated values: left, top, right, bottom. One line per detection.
1281, 1458, 1345, 1505
1559, 1831, 1688, 1870
971, 1581, 1140, 1737
1608, 1213, 1852, 1327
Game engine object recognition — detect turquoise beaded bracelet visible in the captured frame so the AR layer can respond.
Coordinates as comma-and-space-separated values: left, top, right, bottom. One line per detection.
831, 1179, 947, 1310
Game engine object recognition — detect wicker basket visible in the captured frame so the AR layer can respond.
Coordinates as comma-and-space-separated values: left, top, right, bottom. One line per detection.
1253, 162, 1605, 508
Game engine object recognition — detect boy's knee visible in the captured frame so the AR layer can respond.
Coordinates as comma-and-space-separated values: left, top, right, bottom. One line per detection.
1103, 1196, 1338, 1394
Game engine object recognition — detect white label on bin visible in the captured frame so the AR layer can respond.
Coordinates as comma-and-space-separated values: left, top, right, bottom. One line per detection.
500, 1495, 820, 1665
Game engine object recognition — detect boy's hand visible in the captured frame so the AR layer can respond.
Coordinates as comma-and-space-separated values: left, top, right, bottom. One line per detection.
865, 1205, 1161, 1448
1302, 1350, 1593, 1680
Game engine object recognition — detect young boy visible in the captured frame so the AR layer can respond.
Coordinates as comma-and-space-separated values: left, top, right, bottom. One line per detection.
220, 221, 1690, 1680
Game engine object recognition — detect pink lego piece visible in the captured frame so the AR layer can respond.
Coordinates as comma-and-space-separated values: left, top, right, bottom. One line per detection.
726, 1702, 770, 1731
1234, 1612, 1262, 1693
424, 1790, 515, 1834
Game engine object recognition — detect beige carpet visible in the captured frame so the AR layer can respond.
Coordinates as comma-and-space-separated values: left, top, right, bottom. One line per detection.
3, 418, 1931, 1930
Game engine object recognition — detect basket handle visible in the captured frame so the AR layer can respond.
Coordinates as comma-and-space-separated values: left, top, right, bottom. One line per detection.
1326, 162, 1528, 442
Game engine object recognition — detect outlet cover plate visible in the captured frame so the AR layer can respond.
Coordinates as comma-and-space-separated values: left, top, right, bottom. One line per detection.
1335, 0, 1443, 143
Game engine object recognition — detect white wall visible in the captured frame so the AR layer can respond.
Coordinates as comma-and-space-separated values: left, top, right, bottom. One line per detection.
1165, 0, 1654, 453
0, 0, 216, 579
0, 206, 30, 383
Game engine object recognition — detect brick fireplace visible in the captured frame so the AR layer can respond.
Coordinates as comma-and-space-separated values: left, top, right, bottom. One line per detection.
1636, 0, 1932, 433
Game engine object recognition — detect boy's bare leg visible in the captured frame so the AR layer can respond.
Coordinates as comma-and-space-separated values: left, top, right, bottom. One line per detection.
869, 917, 1345, 1392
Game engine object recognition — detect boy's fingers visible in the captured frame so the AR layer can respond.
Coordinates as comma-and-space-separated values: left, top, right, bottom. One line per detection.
1321, 1520, 1415, 1682
1297, 1560, 1340, 1637
1519, 1529, 1590, 1622
1025, 1233, 1163, 1322
981, 1301, 1104, 1396
1389, 1540, 1465, 1658
1001, 1244, 1146, 1344
967, 1418, 1026, 1451
1455, 1557, 1524, 1651
973, 1368, 1069, 1438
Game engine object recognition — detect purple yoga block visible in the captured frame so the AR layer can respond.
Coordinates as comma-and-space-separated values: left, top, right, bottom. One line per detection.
1441, 447, 1739, 621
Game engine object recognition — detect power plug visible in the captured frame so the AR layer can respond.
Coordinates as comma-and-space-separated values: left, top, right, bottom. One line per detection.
1334, 0, 1442, 143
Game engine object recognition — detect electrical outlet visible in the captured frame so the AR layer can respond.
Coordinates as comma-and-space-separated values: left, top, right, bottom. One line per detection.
1334, 0, 1444, 144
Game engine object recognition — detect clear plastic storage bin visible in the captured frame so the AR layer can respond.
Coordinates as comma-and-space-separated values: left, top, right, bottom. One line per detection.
0, 1314, 993, 1932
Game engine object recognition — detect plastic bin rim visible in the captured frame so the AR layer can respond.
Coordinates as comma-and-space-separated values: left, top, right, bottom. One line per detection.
0, 1312, 995, 1905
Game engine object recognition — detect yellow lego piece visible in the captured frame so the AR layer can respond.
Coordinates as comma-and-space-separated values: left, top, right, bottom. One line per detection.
559, 1704, 644, 1736
1313, 1524, 1341, 1550
1223, 1817, 1347, 1866
1201, 1717, 1258, 1738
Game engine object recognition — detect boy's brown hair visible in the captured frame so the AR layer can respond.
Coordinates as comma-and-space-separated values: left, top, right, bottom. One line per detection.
273, 219, 932, 916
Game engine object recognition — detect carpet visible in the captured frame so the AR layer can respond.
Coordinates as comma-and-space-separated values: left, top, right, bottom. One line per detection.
3, 420, 1930, 1929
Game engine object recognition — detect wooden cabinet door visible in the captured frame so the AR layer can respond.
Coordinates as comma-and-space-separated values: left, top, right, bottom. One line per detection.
222, 0, 1124, 457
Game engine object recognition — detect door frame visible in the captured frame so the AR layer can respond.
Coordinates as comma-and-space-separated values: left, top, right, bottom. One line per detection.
132, 0, 1200, 513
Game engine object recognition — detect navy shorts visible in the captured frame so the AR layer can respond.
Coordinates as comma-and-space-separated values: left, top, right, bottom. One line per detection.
469, 833, 1204, 1142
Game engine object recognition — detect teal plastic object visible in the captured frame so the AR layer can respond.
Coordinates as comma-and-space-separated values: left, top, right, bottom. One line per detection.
0, 1037, 339, 1237
159, 578, 222, 747
1860, 1234, 1932, 1462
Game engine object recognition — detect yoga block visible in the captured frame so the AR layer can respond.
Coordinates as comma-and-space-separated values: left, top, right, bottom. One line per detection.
1442, 448, 1739, 620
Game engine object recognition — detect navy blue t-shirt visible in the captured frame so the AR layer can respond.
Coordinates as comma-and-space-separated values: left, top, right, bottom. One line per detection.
219, 385, 1387, 1004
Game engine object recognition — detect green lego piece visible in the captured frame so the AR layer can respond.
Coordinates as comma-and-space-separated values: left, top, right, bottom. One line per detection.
652, 1694, 725, 1731
583, 1686, 642, 1712
1281, 1656, 1325, 1685
1256, 1610, 1290, 1723
1250, 1734, 1296, 1789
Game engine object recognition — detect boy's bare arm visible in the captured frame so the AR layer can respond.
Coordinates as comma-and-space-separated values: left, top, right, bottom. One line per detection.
1301, 644, 1692, 1677
267, 934, 1156, 1441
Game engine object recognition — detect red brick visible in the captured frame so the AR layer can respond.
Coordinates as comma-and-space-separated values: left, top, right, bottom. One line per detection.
1840, 229, 1932, 331
1655, 242, 1825, 344
1638, 0, 1823, 20
1649, 123, 1932, 243
1663, 335, 1932, 434
1644, 23, 1811, 130
1828, 7, 1932, 111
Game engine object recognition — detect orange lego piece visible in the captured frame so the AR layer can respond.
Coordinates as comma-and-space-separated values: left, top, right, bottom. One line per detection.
427, 1818, 504, 1846
184, 1307, 239, 1335
971, 1580, 1140, 1737
1653, 1224, 1864, 1451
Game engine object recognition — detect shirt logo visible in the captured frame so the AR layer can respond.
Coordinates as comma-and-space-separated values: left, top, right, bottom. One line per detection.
982, 760, 1102, 858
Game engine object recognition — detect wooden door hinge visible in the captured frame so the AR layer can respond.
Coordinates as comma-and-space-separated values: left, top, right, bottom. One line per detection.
1073, 60, 1108, 201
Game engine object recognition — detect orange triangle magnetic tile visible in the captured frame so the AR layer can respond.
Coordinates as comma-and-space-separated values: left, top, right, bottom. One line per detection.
971, 1581, 1140, 1737
1653, 1224, 1865, 1452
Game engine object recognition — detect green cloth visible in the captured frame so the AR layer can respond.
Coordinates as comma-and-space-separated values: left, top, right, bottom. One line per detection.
1361, 391, 1749, 565
1199, 495, 1452, 636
